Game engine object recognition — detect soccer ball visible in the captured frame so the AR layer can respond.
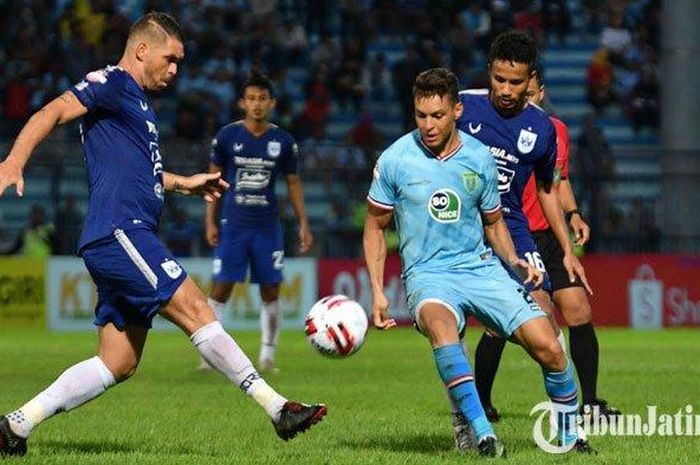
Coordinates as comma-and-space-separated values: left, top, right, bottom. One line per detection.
305, 295, 369, 358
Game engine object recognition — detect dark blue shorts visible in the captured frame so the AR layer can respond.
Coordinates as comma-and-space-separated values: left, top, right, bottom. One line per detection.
507, 226, 552, 293
212, 221, 284, 285
81, 228, 188, 329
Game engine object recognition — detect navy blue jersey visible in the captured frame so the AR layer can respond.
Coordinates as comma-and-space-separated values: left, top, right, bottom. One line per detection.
457, 89, 556, 232
71, 66, 164, 252
210, 121, 298, 229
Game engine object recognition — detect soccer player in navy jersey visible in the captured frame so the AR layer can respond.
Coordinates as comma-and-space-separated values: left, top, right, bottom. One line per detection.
453, 31, 592, 453
200, 71, 312, 373
0, 13, 325, 457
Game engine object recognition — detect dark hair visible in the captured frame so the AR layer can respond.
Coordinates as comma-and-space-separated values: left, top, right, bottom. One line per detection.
240, 70, 275, 97
532, 65, 545, 87
488, 30, 538, 73
412, 68, 459, 104
129, 12, 183, 44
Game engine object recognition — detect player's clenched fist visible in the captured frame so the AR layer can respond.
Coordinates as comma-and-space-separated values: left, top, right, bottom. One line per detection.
372, 291, 396, 330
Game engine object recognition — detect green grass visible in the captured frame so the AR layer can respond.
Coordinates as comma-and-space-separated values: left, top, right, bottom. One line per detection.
1, 328, 699, 464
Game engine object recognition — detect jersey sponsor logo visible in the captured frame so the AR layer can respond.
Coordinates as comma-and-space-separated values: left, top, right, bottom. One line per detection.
161, 259, 183, 280
468, 122, 482, 134
462, 171, 479, 193
236, 169, 271, 190
517, 128, 538, 154
233, 142, 244, 152
75, 80, 88, 91
497, 166, 516, 193
428, 189, 461, 223
267, 141, 281, 158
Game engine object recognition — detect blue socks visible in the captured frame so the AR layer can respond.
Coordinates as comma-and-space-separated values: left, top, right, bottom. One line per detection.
434, 343, 494, 441
544, 360, 579, 445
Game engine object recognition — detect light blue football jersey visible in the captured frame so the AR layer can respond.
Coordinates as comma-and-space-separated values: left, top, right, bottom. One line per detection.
368, 129, 501, 280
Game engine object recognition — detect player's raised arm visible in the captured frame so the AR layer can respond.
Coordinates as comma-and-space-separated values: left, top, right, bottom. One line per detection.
481, 209, 543, 287
0, 91, 87, 197
363, 202, 396, 330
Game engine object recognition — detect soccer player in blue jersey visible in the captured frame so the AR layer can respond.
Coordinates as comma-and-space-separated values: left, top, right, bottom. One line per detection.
0, 13, 325, 457
199, 71, 312, 373
456, 30, 591, 427
364, 68, 592, 457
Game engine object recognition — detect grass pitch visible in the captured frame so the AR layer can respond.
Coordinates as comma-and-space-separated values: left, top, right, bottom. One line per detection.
1, 327, 699, 464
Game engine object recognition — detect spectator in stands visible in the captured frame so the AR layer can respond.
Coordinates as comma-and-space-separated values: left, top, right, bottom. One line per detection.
542, 0, 571, 43
54, 195, 84, 256
459, 1, 491, 55
626, 67, 660, 135
362, 53, 393, 103
586, 48, 615, 112
577, 114, 615, 246
8, 204, 55, 257
280, 17, 309, 66
515, 3, 544, 46
2, 73, 31, 137
164, 208, 199, 258
600, 11, 631, 62
392, 44, 422, 132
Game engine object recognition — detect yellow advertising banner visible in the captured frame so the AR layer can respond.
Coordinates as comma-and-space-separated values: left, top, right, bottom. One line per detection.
0, 257, 45, 327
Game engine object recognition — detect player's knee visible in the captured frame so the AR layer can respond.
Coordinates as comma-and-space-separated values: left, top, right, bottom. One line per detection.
260, 285, 280, 302
109, 359, 139, 383
536, 339, 566, 372
562, 301, 592, 326
210, 283, 232, 302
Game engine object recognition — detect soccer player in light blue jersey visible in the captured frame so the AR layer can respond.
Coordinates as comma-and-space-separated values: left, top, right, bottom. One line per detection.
364, 68, 591, 457
0, 13, 325, 457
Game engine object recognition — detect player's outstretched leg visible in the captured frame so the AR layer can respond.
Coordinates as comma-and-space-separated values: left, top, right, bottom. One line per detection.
163, 277, 326, 440
1, 324, 146, 455
512, 316, 595, 454
474, 331, 506, 422
420, 302, 505, 458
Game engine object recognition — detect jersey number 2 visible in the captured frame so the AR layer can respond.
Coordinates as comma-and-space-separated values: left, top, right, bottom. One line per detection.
272, 251, 284, 270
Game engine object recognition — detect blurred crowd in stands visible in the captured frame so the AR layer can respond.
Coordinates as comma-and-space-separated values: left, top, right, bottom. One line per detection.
585, 0, 661, 134
0, 0, 664, 257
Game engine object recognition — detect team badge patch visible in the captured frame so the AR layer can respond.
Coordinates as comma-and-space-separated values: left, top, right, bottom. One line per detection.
462, 171, 479, 193
267, 141, 281, 158
161, 259, 183, 279
428, 189, 461, 223
517, 128, 538, 154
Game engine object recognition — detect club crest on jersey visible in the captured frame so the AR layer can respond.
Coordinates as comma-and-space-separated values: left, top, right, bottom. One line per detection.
161, 259, 183, 280
267, 141, 281, 158
517, 128, 538, 154
462, 171, 479, 193
428, 189, 461, 223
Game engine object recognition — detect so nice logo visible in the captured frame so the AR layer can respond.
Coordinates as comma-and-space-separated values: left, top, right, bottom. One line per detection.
428, 189, 461, 223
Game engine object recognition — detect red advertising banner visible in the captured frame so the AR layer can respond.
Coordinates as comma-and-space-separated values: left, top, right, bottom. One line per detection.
318, 254, 412, 323
583, 254, 700, 328
319, 254, 700, 328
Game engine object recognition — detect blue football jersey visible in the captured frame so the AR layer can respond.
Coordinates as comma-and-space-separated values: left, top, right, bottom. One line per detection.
210, 121, 298, 229
457, 89, 556, 233
368, 130, 501, 280
71, 66, 164, 252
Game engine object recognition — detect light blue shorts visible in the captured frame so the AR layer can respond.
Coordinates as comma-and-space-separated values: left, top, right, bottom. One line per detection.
405, 261, 547, 337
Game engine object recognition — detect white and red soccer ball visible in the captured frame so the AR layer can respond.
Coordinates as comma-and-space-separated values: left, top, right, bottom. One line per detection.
305, 295, 369, 358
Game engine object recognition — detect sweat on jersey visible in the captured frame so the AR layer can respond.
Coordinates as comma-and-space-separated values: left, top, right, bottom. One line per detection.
210, 121, 298, 230
71, 66, 164, 252
457, 89, 557, 234
367, 129, 501, 280
523, 116, 571, 232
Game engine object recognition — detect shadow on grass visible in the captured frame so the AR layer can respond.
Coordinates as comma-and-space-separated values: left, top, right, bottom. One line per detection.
37, 439, 218, 457
340, 432, 541, 457
339, 432, 454, 454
